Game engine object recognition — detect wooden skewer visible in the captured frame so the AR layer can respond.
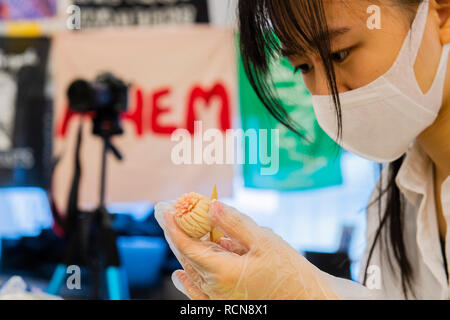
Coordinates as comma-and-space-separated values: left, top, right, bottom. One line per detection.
210, 184, 224, 242
210, 184, 218, 201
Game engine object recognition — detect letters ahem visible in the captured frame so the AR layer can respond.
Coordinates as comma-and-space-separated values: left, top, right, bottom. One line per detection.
57, 82, 231, 138
57, 82, 279, 175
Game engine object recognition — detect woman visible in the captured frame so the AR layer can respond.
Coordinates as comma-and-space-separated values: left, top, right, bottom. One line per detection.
156, 0, 450, 299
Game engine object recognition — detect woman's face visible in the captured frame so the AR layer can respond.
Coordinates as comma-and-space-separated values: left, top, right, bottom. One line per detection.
287, 0, 445, 97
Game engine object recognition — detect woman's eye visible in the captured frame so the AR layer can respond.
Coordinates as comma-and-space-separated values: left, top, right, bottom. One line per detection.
331, 50, 350, 63
294, 64, 312, 74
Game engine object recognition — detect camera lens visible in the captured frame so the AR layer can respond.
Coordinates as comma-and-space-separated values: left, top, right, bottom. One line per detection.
68, 80, 94, 113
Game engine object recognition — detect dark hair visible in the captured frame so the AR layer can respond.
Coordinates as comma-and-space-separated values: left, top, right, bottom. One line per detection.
238, 0, 422, 299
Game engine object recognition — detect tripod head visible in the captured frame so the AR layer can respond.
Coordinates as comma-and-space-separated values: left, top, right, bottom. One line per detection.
67, 72, 129, 139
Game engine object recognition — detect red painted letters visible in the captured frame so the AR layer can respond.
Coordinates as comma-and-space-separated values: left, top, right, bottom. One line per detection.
57, 83, 232, 138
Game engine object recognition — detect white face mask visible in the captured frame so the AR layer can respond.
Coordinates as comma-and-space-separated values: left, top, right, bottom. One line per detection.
312, 1, 450, 163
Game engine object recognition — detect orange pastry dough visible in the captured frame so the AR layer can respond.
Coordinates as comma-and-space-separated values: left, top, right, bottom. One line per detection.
174, 192, 212, 239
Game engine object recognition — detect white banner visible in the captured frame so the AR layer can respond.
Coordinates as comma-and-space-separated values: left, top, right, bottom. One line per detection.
52, 26, 236, 212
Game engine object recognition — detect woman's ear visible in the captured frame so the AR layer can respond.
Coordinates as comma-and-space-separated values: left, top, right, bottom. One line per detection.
436, 0, 450, 43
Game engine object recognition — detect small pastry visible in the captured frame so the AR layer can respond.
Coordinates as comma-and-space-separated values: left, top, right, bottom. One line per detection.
174, 192, 212, 239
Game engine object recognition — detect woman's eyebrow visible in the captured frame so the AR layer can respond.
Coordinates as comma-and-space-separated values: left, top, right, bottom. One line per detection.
281, 26, 352, 59
327, 27, 352, 39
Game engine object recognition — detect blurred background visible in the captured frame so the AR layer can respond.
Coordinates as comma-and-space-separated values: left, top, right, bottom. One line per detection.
0, 0, 379, 300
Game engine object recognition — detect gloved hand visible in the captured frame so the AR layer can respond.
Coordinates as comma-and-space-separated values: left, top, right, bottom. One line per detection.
155, 199, 340, 300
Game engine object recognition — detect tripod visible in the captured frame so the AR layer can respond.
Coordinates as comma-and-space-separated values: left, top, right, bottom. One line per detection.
46, 126, 123, 300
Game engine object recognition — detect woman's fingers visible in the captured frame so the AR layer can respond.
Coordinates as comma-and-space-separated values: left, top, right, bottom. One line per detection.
217, 237, 248, 255
180, 257, 206, 289
154, 201, 176, 230
173, 270, 210, 300
164, 211, 231, 270
209, 201, 262, 249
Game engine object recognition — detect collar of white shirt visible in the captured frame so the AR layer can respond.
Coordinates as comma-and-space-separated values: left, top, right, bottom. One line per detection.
395, 142, 450, 293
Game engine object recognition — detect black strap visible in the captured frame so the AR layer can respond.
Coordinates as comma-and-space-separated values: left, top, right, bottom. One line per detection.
441, 239, 449, 281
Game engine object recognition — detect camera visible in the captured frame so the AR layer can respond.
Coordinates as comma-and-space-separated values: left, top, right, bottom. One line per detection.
67, 72, 128, 138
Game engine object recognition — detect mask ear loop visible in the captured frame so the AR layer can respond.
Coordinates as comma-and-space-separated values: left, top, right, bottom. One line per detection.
385, 0, 432, 99
394, 0, 430, 69
423, 43, 450, 99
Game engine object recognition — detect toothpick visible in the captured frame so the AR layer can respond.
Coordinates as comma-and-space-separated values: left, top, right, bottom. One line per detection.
210, 184, 224, 242
211, 184, 218, 201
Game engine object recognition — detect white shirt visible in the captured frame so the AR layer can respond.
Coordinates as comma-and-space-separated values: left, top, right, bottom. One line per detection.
323, 143, 450, 299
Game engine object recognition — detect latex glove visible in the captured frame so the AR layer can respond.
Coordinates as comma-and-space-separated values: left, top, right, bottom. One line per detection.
155, 200, 340, 300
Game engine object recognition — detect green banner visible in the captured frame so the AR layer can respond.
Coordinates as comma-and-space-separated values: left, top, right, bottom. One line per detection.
238, 48, 343, 190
